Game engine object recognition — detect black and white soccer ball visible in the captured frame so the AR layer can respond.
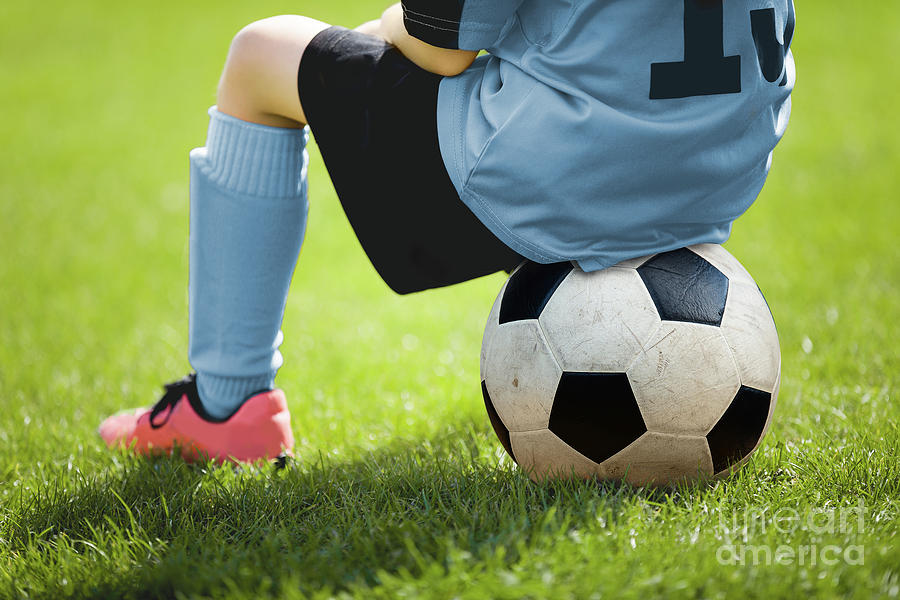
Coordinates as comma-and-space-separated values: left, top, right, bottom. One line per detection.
480, 244, 780, 486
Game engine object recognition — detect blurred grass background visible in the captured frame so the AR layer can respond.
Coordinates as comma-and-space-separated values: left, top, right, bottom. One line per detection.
1, 1, 898, 598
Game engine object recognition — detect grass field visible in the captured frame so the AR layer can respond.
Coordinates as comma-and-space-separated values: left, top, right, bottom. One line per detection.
1, 1, 898, 598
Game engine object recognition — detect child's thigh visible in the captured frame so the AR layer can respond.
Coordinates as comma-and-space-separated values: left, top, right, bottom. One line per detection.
218, 15, 330, 126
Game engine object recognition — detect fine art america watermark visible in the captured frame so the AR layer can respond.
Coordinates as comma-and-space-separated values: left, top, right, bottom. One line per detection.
715, 500, 866, 566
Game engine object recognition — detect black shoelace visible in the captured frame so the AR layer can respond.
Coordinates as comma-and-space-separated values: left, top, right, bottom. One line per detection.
149, 373, 197, 429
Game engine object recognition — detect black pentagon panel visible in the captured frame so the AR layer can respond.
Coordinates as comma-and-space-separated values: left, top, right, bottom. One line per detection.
706, 386, 771, 473
548, 372, 646, 464
499, 261, 573, 324
482, 381, 516, 463
637, 248, 729, 326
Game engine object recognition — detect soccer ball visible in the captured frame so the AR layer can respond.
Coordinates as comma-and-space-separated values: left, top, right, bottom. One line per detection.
480, 244, 780, 486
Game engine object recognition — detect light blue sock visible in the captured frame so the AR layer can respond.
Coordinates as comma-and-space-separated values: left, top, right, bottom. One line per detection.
187, 107, 308, 419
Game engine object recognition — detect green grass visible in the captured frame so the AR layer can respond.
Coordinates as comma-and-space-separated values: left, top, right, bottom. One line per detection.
1, 1, 898, 598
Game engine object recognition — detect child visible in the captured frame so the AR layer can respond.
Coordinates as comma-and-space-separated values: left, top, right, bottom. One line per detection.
99, 0, 796, 462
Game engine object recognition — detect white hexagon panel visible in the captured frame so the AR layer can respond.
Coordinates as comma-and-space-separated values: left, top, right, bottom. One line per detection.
539, 267, 660, 373
482, 319, 562, 432
720, 281, 781, 393
626, 322, 741, 436
602, 432, 714, 486
510, 429, 606, 482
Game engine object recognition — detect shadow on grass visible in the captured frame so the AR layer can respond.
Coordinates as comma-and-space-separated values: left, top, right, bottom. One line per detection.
2, 424, 702, 599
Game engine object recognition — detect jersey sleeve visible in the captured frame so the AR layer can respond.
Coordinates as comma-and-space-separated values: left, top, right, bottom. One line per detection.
401, 0, 523, 51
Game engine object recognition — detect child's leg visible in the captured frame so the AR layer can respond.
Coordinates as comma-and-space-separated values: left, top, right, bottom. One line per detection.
99, 16, 340, 459
188, 16, 329, 418
100, 17, 524, 460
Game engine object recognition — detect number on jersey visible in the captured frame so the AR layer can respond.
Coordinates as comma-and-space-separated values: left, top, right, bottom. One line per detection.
650, 0, 794, 100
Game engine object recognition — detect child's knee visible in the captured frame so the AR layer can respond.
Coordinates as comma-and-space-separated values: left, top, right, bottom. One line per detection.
218, 19, 277, 98
216, 16, 328, 125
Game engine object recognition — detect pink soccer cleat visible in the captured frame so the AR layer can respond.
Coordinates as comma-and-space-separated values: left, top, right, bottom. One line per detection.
98, 373, 293, 464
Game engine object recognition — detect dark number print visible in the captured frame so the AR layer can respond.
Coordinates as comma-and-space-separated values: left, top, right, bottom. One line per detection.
751, 2, 795, 86
650, 0, 741, 99
650, 0, 794, 100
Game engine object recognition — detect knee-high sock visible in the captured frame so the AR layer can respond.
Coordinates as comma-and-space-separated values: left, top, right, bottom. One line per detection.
187, 107, 308, 419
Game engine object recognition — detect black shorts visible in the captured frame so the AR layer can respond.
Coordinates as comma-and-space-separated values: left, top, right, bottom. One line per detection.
297, 26, 523, 295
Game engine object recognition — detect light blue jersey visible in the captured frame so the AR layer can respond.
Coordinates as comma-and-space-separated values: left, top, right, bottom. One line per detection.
403, 0, 796, 271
